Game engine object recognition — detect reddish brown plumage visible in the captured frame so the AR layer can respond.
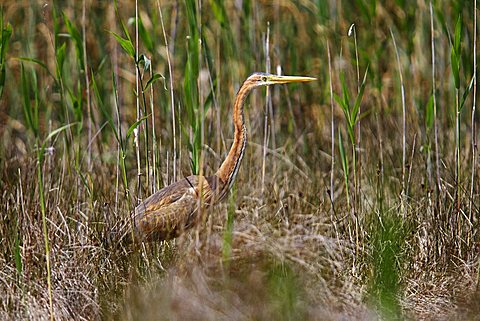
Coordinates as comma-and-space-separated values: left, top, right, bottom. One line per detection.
133, 175, 220, 240
130, 73, 315, 242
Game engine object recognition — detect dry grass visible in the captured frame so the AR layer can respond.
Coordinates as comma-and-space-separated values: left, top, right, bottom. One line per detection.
1, 0, 480, 320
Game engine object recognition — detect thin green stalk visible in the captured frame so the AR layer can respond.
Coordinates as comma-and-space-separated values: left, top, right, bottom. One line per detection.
134, 0, 142, 202
451, 14, 462, 216
429, 1, 441, 195
135, 61, 150, 195
113, 74, 130, 201
455, 88, 460, 214
52, 7, 73, 148
261, 21, 271, 195
35, 122, 76, 320
349, 23, 361, 212
352, 142, 357, 211
327, 41, 335, 210
351, 141, 360, 257
149, 63, 158, 193
222, 184, 236, 267
82, 0, 92, 169
184, 0, 201, 175
469, 0, 477, 243
20, 64, 53, 318
157, 0, 177, 183
0, 12, 12, 100
391, 28, 407, 218
338, 130, 350, 210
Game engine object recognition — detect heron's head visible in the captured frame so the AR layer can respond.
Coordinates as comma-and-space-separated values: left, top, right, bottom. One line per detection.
246, 72, 316, 89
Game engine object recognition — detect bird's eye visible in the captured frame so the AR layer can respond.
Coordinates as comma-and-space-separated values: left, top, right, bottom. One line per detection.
261, 76, 267, 82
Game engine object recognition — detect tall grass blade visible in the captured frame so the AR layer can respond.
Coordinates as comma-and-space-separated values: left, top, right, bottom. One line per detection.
352, 66, 369, 125
368, 211, 406, 320
109, 31, 135, 58
126, 115, 149, 141
184, 0, 201, 174
222, 184, 236, 265
20, 64, 37, 137
137, 15, 154, 54
157, 0, 177, 182
469, 0, 477, 243
430, 1, 442, 194
144, 73, 164, 90
426, 94, 434, 131
0, 18, 12, 100
338, 129, 350, 208
63, 13, 85, 71
37, 123, 76, 321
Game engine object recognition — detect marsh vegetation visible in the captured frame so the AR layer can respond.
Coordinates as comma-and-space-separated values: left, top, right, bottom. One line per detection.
0, 1, 479, 320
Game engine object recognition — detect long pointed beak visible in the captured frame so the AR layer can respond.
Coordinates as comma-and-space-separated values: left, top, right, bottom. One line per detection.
267, 75, 317, 84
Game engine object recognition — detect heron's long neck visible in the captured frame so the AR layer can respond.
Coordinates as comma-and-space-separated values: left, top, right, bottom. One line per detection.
216, 83, 252, 188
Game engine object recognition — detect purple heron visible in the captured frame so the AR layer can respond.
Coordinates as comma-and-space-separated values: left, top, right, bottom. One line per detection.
132, 72, 316, 242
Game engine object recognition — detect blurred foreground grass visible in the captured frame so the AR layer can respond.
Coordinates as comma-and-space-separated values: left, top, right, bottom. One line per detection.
0, 0, 480, 320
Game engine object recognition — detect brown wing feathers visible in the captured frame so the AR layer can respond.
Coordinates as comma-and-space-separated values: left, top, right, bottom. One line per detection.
132, 175, 221, 241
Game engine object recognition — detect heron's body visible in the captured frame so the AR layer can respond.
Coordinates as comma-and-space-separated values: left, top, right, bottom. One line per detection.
133, 72, 315, 242
133, 175, 220, 240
